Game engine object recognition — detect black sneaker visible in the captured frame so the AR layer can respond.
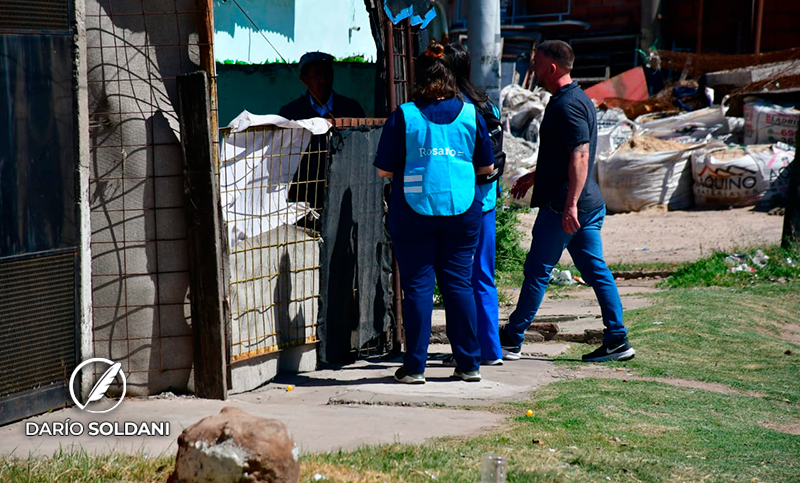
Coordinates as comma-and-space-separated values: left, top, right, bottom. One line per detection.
394, 367, 425, 384
582, 337, 636, 362
499, 328, 522, 360
452, 368, 481, 382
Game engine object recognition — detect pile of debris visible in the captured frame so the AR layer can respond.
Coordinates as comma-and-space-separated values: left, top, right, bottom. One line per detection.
499, 48, 798, 213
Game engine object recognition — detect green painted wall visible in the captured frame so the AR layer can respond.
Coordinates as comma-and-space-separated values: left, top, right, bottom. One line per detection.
216, 62, 378, 128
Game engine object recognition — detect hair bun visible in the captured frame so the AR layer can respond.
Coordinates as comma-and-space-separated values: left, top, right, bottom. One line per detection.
425, 41, 445, 59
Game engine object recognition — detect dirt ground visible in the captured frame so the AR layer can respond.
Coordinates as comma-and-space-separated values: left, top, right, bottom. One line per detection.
516, 206, 786, 266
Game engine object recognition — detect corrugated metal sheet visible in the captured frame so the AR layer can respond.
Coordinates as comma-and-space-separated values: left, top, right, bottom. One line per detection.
0, 0, 70, 32
0, 250, 77, 399
319, 126, 394, 363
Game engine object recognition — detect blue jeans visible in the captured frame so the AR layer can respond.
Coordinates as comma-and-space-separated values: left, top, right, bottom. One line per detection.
473, 209, 502, 361
505, 204, 627, 346
390, 199, 482, 374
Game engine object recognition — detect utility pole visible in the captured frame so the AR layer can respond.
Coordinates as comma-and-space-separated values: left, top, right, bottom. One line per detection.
468, 0, 502, 107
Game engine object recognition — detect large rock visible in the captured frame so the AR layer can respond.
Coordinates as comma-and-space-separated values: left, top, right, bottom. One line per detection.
169, 407, 299, 483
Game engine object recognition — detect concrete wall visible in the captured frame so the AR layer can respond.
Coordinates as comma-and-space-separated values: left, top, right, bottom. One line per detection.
86, 0, 197, 396
213, 0, 377, 63
216, 62, 377, 127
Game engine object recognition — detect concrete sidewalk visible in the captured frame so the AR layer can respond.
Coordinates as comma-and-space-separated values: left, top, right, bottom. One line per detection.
0, 281, 657, 458
0, 343, 565, 457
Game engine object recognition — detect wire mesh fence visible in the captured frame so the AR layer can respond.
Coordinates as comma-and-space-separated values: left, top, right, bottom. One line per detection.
85, 0, 211, 394
218, 125, 328, 362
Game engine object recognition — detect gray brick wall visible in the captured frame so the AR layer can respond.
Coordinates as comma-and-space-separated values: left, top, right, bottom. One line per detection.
86, 0, 201, 396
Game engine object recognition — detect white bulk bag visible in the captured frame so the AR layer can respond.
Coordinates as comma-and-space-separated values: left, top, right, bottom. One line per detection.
691, 144, 795, 207
598, 137, 705, 213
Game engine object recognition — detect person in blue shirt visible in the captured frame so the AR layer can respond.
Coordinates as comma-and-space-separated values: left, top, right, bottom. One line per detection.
500, 40, 635, 363
374, 41, 495, 384
442, 43, 505, 367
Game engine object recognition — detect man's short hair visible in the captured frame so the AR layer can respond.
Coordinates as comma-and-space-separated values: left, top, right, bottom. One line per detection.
537, 40, 574, 72
299, 51, 334, 76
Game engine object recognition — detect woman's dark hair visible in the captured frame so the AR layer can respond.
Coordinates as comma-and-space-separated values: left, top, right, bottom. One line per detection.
413, 41, 457, 101
444, 43, 491, 112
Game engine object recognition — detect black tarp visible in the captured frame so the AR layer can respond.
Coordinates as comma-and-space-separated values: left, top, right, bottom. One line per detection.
319, 126, 394, 363
0, 34, 77, 258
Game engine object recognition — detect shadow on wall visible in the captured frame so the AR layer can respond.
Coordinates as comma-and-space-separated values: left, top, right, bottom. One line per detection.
88, 0, 197, 396
213, 0, 296, 42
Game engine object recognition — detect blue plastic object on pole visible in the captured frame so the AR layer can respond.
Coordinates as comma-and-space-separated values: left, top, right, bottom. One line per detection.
383, 0, 437, 29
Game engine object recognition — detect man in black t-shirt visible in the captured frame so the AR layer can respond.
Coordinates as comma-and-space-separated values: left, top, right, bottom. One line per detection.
498, 40, 635, 363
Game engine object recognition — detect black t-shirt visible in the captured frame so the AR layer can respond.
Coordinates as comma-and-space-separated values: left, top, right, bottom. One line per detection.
530, 81, 604, 213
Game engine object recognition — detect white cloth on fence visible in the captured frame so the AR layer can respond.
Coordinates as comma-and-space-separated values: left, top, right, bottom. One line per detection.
220, 111, 332, 247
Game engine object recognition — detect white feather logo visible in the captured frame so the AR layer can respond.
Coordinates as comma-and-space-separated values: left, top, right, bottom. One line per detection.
77, 362, 122, 410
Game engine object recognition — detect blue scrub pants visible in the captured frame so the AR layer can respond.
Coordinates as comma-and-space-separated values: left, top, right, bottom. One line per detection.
390, 198, 482, 374
504, 204, 627, 346
473, 208, 502, 362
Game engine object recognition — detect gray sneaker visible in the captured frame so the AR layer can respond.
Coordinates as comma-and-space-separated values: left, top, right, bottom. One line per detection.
444, 355, 503, 366
452, 368, 481, 382
394, 367, 425, 384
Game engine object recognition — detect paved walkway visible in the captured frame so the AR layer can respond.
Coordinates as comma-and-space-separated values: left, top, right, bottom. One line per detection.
0, 281, 658, 457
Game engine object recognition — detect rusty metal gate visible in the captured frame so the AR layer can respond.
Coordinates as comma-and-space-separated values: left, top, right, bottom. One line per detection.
0, 0, 81, 425
217, 125, 327, 362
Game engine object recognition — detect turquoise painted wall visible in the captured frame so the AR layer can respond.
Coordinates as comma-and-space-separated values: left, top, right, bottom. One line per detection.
217, 62, 377, 128
214, 0, 377, 64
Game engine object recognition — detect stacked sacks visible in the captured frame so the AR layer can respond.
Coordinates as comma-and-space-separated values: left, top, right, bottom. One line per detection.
597, 135, 704, 213
691, 143, 795, 208
634, 106, 744, 144
743, 98, 799, 146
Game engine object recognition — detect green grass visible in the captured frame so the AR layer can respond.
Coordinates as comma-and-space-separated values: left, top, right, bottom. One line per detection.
561, 283, 800, 402
607, 261, 682, 273
303, 376, 800, 482
495, 202, 529, 276
663, 245, 800, 288
0, 449, 173, 482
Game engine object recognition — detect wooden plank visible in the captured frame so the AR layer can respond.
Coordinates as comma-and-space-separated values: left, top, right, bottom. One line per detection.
177, 71, 228, 400
782, 127, 800, 248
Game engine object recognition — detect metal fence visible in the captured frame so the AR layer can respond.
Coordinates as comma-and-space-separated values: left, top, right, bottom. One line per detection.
217, 125, 328, 362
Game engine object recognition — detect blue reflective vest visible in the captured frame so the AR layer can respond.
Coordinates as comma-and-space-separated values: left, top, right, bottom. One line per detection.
399, 102, 477, 216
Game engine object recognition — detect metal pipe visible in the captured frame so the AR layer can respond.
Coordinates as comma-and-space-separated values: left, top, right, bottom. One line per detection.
754, 0, 765, 54
405, 20, 415, 93
468, 0, 502, 107
696, 0, 704, 54
384, 15, 404, 355
386, 18, 396, 112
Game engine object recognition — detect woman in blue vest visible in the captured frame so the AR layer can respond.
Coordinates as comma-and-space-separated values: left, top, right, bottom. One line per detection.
443, 43, 505, 367
374, 41, 496, 384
